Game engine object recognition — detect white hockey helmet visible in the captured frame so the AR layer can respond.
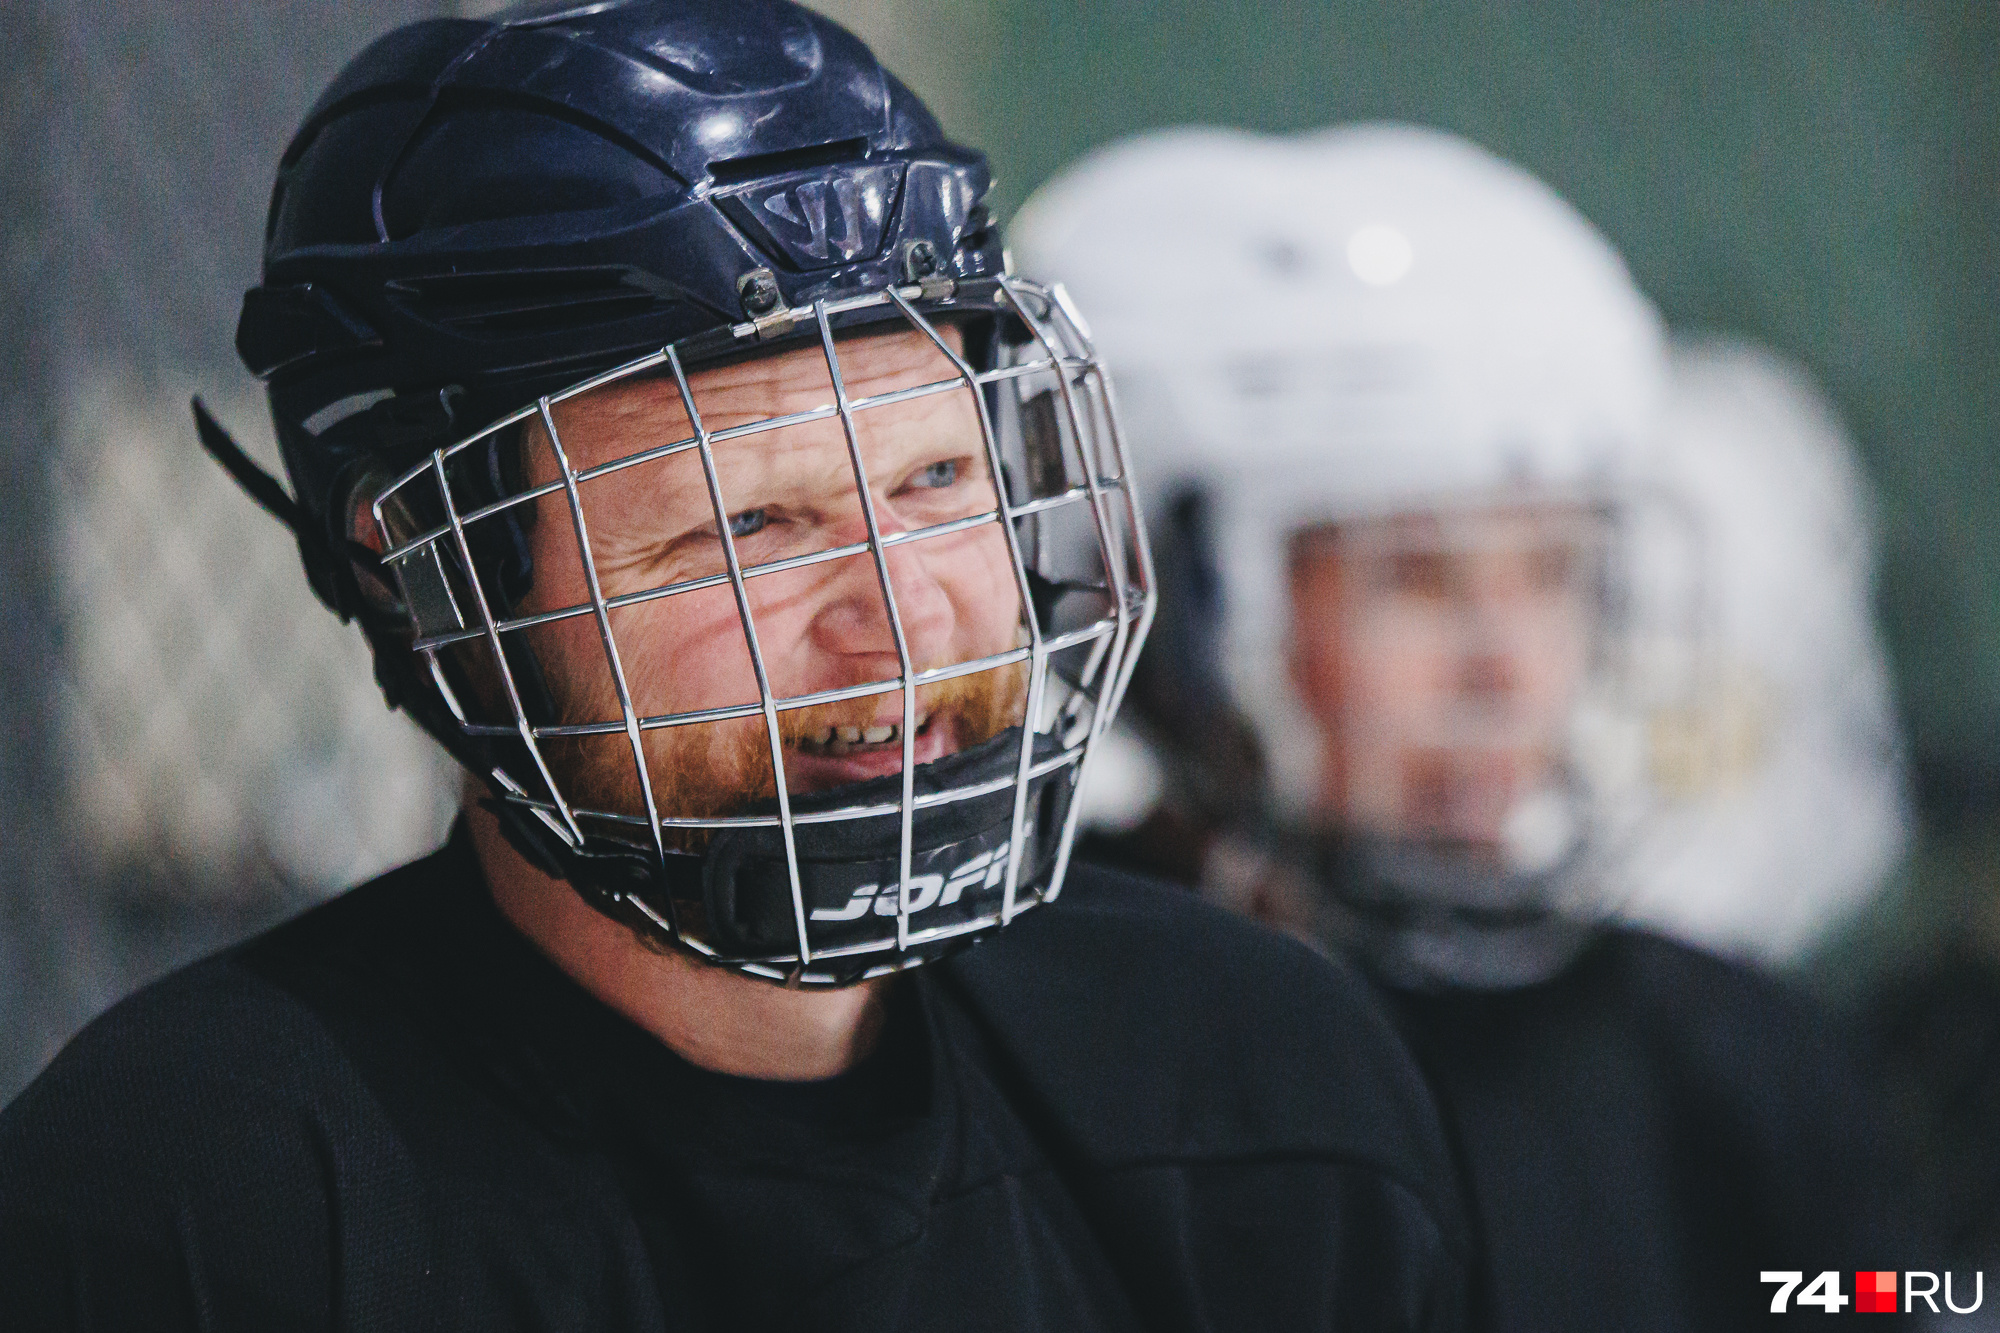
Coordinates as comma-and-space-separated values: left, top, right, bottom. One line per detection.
1013, 123, 1667, 820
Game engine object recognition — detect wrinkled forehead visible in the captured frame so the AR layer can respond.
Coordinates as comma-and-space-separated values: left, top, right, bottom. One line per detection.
524, 324, 968, 477
1291, 501, 1607, 561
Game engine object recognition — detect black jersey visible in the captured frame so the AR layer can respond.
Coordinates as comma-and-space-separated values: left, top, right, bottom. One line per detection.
1379, 928, 1927, 1333
0, 827, 1469, 1332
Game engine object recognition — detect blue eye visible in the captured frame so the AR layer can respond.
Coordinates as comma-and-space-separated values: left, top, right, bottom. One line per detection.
727, 508, 767, 539
915, 459, 958, 489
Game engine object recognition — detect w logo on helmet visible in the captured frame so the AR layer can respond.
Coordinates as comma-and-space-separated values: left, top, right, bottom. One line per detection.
720, 164, 904, 271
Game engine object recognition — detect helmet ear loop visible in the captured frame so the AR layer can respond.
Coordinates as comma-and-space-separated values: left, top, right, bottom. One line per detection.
338, 438, 574, 854
473, 430, 561, 733
486, 426, 539, 609
461, 435, 585, 846
330, 470, 497, 775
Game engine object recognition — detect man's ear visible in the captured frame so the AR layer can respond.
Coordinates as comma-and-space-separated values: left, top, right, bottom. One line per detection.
1282, 532, 1352, 732
341, 473, 407, 621
1285, 628, 1308, 702
1282, 552, 1314, 707
347, 476, 387, 554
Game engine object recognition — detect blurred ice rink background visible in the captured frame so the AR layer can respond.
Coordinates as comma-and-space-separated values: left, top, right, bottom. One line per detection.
0, 0, 1994, 1107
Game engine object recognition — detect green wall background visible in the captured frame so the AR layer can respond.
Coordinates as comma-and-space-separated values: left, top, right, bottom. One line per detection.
927, 1, 1998, 771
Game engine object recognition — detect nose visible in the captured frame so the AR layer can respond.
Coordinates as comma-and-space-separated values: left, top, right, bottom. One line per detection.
809, 498, 958, 674
1455, 590, 1523, 704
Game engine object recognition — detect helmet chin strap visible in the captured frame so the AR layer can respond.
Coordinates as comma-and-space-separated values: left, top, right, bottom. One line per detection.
192, 397, 409, 633
1298, 781, 1601, 993
476, 725, 1077, 989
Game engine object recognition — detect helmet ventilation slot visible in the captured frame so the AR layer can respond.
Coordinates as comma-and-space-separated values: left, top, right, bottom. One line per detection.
387, 266, 681, 336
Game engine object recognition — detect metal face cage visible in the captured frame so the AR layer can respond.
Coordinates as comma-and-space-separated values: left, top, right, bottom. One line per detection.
369, 276, 1154, 985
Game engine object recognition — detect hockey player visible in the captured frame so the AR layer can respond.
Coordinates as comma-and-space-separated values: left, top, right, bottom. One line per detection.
1016, 123, 1925, 1331
0, 10, 1471, 1330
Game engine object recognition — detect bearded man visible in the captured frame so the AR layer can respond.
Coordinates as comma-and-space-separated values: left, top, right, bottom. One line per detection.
0, 5, 1468, 1331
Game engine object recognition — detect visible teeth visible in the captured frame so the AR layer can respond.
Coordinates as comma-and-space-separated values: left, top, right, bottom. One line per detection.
800, 721, 911, 754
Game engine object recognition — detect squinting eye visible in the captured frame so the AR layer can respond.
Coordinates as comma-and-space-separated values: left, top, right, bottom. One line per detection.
727, 508, 767, 539
913, 459, 958, 489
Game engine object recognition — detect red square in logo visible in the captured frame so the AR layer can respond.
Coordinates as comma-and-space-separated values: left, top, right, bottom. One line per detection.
1856, 1271, 1898, 1313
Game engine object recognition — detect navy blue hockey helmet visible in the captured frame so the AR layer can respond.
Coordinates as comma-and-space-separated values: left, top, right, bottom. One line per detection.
206, 0, 1155, 985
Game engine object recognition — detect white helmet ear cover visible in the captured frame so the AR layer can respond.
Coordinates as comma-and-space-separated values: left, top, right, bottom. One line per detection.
1013, 123, 1669, 816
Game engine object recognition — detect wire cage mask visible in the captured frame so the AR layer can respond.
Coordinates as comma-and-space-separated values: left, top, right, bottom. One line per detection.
368, 275, 1154, 985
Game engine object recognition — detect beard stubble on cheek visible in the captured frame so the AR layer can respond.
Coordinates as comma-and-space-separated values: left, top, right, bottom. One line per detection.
541, 646, 1031, 846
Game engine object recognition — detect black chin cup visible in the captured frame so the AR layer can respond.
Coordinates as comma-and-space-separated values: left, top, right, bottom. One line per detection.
502, 726, 1076, 983
691, 726, 1073, 968
1308, 832, 1598, 994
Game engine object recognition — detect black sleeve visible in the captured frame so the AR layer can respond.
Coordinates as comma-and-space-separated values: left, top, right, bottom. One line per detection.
0, 958, 399, 1333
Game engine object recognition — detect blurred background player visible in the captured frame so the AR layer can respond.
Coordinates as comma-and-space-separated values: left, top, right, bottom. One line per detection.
1016, 123, 1927, 1332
